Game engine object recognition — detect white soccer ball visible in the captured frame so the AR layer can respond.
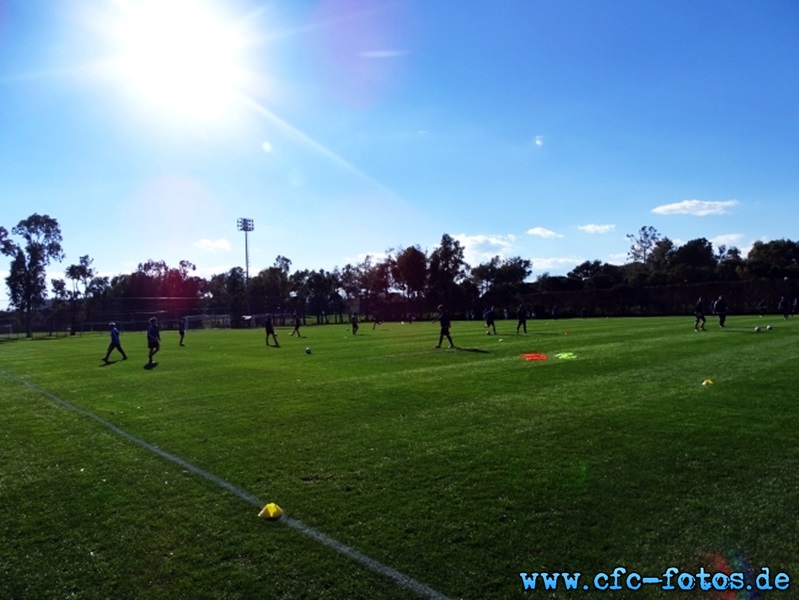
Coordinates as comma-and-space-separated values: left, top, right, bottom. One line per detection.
754, 326, 761, 333
305, 347, 312, 354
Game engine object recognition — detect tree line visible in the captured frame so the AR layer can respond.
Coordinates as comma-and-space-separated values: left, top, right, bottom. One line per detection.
3, 217, 798, 337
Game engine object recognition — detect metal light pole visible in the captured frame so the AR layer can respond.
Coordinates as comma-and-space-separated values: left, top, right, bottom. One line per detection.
237, 218, 254, 315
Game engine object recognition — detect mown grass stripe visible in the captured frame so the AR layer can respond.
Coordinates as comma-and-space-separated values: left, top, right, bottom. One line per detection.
0, 368, 450, 600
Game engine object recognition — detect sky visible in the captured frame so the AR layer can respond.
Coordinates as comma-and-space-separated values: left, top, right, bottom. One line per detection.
2, 0, 799, 309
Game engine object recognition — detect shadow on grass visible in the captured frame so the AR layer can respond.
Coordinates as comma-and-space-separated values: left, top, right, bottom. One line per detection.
100, 360, 118, 367
455, 347, 490, 354
144, 362, 159, 370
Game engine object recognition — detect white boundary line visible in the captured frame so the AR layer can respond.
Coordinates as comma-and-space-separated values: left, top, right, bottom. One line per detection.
2, 369, 450, 600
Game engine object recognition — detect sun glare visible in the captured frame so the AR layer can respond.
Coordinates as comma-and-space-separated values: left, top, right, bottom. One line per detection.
113, 0, 247, 120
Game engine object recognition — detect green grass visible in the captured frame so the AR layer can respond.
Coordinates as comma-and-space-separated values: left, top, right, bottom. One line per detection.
1, 316, 798, 599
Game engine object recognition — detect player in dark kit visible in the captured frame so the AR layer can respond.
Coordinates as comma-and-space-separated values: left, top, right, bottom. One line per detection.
432, 304, 455, 349
102, 322, 128, 362
516, 305, 528, 334
483, 306, 497, 335
147, 317, 161, 365
289, 311, 302, 337
264, 314, 279, 347
694, 297, 706, 331
712, 295, 728, 328
178, 317, 186, 346
778, 296, 790, 320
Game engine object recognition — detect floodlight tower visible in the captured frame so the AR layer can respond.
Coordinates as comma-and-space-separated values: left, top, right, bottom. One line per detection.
237, 218, 254, 314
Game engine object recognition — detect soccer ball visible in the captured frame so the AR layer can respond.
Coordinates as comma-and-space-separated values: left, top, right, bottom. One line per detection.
767, 325, 773, 331
754, 326, 761, 333
305, 347, 312, 354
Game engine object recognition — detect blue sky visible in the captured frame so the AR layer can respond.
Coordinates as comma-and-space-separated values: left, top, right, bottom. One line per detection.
2, 0, 798, 309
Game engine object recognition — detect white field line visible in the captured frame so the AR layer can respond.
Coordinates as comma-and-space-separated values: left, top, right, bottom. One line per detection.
1, 369, 450, 600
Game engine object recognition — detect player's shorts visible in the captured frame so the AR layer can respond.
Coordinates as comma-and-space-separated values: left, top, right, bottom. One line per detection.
148, 340, 160, 350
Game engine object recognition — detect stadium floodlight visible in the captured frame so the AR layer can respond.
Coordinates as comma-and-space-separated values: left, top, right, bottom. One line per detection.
237, 218, 254, 315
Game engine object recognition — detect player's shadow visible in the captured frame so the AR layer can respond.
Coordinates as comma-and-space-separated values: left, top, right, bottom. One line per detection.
456, 347, 490, 354
144, 362, 159, 370
100, 360, 117, 367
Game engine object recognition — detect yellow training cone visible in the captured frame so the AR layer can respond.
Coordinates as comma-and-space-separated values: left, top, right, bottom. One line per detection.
258, 502, 283, 520
702, 379, 714, 386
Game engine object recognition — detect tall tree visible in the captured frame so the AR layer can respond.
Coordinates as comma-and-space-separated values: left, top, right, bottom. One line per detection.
647, 238, 675, 272
747, 239, 799, 279
339, 263, 361, 311
289, 269, 311, 315
49, 277, 70, 335
305, 269, 341, 320
471, 256, 500, 297
626, 226, 661, 266
274, 255, 292, 276
65, 255, 96, 334
391, 245, 427, 316
428, 234, 468, 308
3, 214, 64, 337
249, 257, 291, 312
0, 226, 14, 255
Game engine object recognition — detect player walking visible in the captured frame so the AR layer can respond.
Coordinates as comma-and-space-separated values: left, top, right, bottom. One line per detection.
147, 317, 161, 366
433, 305, 455, 349
102, 322, 128, 362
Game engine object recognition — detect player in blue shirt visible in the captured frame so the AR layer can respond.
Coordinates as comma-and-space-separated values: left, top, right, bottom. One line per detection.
102, 322, 128, 363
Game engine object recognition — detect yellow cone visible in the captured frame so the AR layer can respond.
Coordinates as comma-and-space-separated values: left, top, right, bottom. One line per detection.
258, 502, 283, 520
702, 379, 714, 386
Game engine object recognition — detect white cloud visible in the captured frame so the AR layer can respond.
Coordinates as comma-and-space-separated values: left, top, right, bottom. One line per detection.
194, 238, 231, 252
526, 227, 562, 239
652, 199, 738, 216
453, 233, 517, 266
607, 252, 628, 265
353, 251, 390, 264
531, 257, 583, 273
578, 224, 615, 234
709, 233, 744, 249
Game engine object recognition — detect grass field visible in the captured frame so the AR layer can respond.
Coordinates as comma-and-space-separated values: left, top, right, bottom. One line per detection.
1, 315, 798, 599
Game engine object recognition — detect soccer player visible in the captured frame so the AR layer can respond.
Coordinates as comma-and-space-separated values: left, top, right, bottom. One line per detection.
289, 311, 302, 337
350, 312, 359, 335
483, 306, 497, 335
147, 317, 161, 365
778, 296, 790, 320
265, 314, 279, 347
433, 304, 455, 348
102, 322, 127, 362
178, 317, 186, 346
516, 305, 528, 334
712, 295, 728, 328
694, 297, 706, 331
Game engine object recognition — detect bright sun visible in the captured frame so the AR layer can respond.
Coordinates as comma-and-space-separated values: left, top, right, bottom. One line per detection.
113, 0, 247, 120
